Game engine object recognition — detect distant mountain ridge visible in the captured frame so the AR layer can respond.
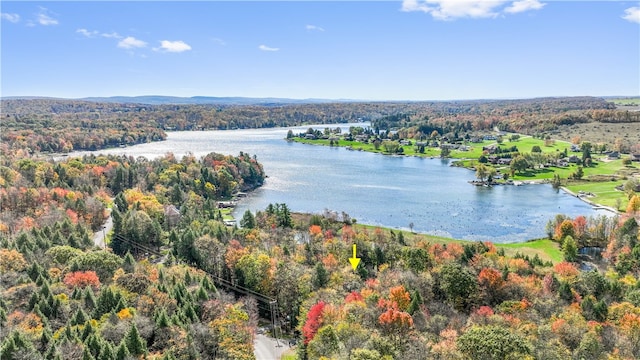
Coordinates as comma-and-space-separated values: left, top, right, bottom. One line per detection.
78, 95, 358, 105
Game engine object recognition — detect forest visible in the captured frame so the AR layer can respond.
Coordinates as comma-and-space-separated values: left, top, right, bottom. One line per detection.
1, 96, 640, 359
4, 96, 638, 155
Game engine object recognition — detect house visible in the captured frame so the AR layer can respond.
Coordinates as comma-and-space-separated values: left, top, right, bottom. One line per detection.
483, 135, 496, 140
568, 155, 581, 163
483, 144, 498, 154
470, 137, 483, 143
440, 143, 459, 150
305, 134, 317, 140
571, 144, 580, 152
400, 140, 412, 146
497, 158, 512, 165
607, 151, 620, 160
631, 154, 640, 162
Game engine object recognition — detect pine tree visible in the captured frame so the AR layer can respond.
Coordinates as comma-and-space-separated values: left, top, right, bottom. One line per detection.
156, 309, 170, 328
80, 321, 95, 341
72, 307, 88, 326
123, 252, 136, 273
313, 262, 329, 289
115, 340, 130, 360
125, 323, 147, 356
408, 290, 423, 315
84, 287, 97, 310
82, 346, 96, 360
84, 334, 101, 358
196, 286, 209, 301
98, 342, 114, 360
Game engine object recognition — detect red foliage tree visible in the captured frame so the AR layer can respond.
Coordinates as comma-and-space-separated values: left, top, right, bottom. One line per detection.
302, 301, 325, 345
345, 291, 364, 303
63, 270, 101, 289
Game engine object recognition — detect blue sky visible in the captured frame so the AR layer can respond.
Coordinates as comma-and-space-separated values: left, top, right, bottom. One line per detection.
1, 1, 639, 101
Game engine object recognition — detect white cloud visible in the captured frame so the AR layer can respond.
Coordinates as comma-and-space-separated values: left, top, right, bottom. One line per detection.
401, 0, 545, 20
1, 13, 20, 23
118, 36, 147, 49
622, 7, 640, 24
156, 40, 192, 53
504, 0, 545, 14
212, 37, 226, 46
401, 0, 507, 20
258, 44, 279, 52
77, 28, 99, 38
306, 24, 325, 32
37, 8, 58, 26
101, 32, 122, 39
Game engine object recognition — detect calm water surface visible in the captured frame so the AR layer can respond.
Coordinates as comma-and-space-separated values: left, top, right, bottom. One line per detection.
73, 124, 611, 243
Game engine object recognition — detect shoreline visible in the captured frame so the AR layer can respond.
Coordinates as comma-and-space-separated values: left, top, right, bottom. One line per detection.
559, 186, 619, 215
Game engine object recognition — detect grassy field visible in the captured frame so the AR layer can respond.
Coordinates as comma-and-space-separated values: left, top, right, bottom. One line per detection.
353, 223, 563, 264
565, 180, 628, 211
608, 97, 640, 106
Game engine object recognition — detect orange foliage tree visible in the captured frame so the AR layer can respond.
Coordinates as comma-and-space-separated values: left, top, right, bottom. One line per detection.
63, 270, 101, 289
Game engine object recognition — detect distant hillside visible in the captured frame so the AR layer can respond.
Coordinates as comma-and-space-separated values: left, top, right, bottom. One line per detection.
79, 95, 354, 105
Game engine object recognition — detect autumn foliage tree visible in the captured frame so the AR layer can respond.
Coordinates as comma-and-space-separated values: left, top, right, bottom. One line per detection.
302, 301, 325, 345
63, 271, 101, 289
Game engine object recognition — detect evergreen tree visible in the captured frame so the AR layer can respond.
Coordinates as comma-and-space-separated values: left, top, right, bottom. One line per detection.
83, 287, 97, 310
115, 341, 130, 360
563, 235, 578, 262
125, 323, 147, 356
408, 290, 423, 315
156, 309, 170, 328
313, 262, 329, 289
82, 346, 96, 360
84, 334, 101, 358
122, 252, 136, 273
196, 286, 209, 302
240, 210, 256, 229
72, 307, 88, 326
98, 342, 114, 360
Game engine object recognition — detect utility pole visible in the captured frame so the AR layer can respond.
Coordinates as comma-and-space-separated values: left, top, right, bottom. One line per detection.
270, 300, 281, 347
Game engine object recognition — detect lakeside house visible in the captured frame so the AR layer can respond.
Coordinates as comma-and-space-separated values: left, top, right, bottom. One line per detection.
305, 134, 317, 140
483, 144, 498, 154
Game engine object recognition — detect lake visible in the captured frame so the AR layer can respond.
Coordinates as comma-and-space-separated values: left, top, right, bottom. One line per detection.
71, 123, 611, 243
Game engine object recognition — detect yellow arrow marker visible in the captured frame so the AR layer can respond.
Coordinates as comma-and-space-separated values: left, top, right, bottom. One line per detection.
349, 243, 361, 271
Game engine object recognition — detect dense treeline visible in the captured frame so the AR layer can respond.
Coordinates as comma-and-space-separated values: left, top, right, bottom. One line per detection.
370, 97, 640, 146
4, 96, 632, 155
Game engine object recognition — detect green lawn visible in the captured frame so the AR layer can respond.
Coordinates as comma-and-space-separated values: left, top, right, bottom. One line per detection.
608, 97, 640, 106
565, 180, 628, 211
496, 239, 563, 263
354, 223, 563, 264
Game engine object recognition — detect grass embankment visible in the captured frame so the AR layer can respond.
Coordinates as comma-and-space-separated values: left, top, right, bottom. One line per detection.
353, 223, 562, 264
